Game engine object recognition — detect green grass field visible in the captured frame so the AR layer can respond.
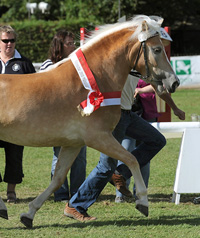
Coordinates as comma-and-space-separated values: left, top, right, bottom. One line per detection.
0, 89, 200, 238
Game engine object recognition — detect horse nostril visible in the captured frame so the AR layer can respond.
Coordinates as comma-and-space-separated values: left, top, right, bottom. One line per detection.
171, 81, 179, 92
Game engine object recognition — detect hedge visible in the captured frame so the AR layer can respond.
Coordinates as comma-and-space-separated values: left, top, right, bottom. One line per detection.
1, 19, 95, 63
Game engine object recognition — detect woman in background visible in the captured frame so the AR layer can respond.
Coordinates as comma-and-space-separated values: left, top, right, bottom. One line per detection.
40, 30, 86, 202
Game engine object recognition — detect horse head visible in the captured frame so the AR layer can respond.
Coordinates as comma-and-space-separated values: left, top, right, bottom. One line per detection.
129, 15, 180, 95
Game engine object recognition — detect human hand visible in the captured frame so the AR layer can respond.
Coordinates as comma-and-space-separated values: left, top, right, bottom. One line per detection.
134, 88, 140, 98
173, 108, 185, 120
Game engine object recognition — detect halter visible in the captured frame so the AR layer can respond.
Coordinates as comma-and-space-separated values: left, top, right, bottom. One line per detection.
130, 33, 159, 82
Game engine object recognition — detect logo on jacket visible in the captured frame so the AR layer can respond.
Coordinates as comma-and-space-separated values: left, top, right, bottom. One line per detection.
12, 64, 21, 72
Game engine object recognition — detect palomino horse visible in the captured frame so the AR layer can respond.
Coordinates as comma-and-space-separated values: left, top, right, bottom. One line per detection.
0, 15, 179, 228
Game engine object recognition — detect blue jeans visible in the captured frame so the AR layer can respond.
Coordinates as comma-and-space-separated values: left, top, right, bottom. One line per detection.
70, 111, 166, 213
116, 117, 157, 198
116, 116, 159, 179
51, 146, 86, 201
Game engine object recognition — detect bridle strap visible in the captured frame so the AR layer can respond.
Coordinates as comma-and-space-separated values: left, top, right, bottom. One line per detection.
142, 41, 150, 79
132, 43, 142, 73
130, 41, 149, 80
130, 33, 159, 81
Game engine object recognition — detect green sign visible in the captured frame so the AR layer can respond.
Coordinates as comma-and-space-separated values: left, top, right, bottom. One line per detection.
175, 60, 191, 75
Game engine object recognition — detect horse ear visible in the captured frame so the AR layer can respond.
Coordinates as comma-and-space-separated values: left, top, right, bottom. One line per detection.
138, 21, 149, 42
142, 20, 149, 32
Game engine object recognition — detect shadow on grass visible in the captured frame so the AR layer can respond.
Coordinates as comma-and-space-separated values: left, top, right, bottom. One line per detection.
97, 193, 198, 204
2, 193, 198, 205
2, 196, 55, 204
4, 214, 200, 230
148, 193, 198, 204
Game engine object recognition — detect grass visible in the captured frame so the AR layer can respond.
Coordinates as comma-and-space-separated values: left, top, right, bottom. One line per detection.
0, 88, 200, 237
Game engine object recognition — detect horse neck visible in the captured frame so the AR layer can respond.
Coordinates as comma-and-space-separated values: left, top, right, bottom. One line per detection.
83, 29, 136, 93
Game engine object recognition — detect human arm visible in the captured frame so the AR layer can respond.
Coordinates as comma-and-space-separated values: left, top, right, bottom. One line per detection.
39, 59, 53, 71
157, 91, 185, 120
134, 85, 155, 98
136, 83, 185, 120
141, 84, 185, 120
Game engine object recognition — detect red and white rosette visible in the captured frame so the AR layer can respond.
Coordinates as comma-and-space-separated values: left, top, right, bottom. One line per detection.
71, 49, 121, 116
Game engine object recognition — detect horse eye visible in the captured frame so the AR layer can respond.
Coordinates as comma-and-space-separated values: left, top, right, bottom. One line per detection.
153, 47, 162, 54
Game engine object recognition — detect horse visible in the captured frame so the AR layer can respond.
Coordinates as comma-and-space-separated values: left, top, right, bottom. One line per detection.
0, 15, 179, 228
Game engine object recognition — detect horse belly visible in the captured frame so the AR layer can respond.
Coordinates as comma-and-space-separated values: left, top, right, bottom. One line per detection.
0, 114, 84, 147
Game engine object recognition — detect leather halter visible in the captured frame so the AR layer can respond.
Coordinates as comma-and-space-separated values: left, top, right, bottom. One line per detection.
130, 33, 159, 82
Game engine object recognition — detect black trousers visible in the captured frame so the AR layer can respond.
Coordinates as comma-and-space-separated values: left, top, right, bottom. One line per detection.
0, 140, 24, 184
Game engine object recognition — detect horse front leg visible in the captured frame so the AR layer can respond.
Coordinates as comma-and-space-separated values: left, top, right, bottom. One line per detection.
88, 134, 148, 217
20, 146, 81, 228
0, 197, 8, 220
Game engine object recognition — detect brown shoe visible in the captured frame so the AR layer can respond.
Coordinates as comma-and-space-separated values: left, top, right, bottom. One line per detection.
110, 174, 132, 197
64, 203, 97, 222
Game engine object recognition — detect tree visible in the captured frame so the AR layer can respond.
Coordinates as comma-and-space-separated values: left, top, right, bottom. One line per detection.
0, 0, 28, 22
1, 0, 200, 29
135, 0, 200, 29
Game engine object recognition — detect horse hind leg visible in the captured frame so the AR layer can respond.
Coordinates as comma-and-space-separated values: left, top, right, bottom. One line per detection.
88, 134, 148, 217
0, 197, 8, 220
20, 146, 81, 228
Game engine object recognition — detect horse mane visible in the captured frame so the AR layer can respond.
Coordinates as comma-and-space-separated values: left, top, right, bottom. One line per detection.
40, 15, 163, 72
82, 15, 163, 49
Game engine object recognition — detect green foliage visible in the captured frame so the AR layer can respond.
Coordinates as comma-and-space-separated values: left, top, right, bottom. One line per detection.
1, 0, 200, 61
135, 0, 200, 28
1, 0, 200, 26
3, 19, 95, 62
63, 0, 138, 24
0, 0, 28, 22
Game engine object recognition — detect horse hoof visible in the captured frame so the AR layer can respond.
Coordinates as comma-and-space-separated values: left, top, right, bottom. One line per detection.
20, 216, 33, 228
0, 209, 8, 220
136, 204, 149, 217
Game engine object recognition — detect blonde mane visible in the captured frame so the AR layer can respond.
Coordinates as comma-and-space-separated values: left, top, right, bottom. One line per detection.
82, 15, 163, 50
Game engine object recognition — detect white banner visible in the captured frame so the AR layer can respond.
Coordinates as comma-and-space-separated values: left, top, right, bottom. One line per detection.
171, 55, 200, 87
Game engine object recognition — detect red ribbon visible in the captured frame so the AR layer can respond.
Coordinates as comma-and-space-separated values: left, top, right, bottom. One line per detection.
89, 91, 104, 110
73, 49, 121, 115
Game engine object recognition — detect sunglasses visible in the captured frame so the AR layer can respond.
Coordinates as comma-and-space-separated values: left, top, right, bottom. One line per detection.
1, 39, 16, 44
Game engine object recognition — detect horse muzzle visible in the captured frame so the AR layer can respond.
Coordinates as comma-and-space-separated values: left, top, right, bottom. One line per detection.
162, 74, 180, 93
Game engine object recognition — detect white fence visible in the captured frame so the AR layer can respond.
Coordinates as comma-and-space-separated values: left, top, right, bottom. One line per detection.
152, 122, 200, 204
